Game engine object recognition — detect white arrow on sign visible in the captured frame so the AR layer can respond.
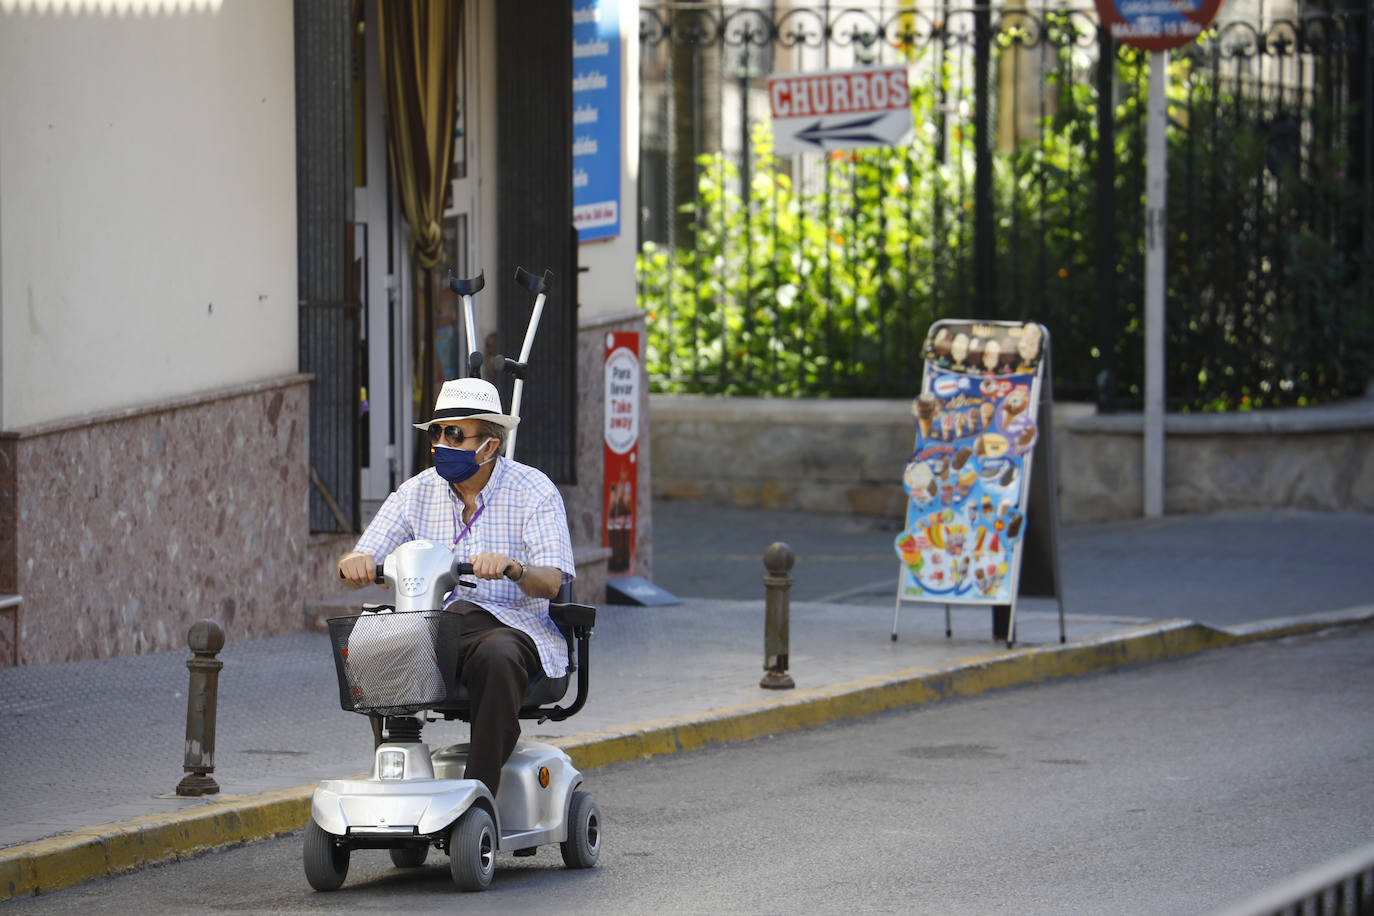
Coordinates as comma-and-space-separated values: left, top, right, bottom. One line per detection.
768, 65, 913, 155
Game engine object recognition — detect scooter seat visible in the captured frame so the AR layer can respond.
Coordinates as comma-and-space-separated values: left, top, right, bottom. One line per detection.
428, 598, 592, 720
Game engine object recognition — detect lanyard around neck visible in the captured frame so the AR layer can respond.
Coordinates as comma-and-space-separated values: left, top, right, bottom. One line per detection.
451, 502, 485, 548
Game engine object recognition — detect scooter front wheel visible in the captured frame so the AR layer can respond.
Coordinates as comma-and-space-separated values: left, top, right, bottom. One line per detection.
303, 819, 350, 891
449, 807, 496, 891
560, 790, 601, 869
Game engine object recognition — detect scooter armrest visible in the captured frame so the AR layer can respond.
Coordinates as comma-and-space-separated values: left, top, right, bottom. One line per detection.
549, 602, 596, 631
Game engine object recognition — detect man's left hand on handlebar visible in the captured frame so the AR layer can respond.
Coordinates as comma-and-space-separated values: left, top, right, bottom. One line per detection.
467, 552, 522, 581
468, 552, 560, 599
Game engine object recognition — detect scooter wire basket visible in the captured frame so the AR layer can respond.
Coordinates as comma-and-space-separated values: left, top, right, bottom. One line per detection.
327, 610, 464, 716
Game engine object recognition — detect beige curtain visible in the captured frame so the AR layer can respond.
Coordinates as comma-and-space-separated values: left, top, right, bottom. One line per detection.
377, 1, 461, 469
378, 1, 460, 270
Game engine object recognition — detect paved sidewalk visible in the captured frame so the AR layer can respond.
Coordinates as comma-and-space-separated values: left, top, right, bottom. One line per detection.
1, 505, 1371, 899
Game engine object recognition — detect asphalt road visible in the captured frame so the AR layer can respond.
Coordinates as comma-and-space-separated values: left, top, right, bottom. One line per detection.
11, 625, 1372, 915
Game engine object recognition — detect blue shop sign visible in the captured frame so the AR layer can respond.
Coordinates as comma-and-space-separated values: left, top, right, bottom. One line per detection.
573, 0, 620, 242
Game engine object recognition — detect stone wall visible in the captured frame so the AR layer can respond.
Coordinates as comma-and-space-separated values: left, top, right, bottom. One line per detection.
1055, 400, 1374, 521
0, 376, 311, 665
649, 393, 1374, 523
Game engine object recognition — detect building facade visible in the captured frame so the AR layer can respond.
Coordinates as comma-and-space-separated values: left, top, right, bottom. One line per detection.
0, 0, 645, 666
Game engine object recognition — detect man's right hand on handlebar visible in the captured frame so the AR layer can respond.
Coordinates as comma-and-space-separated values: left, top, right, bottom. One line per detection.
338, 551, 384, 588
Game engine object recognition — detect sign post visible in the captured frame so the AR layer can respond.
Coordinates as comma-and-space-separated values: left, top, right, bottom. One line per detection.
1143, 52, 1167, 517
891, 320, 1065, 648
1094, 0, 1222, 517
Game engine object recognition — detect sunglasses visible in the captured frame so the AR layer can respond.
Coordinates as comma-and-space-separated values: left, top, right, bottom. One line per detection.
428, 425, 483, 447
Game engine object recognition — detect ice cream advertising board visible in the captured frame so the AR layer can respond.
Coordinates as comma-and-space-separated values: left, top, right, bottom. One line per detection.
894, 320, 1047, 605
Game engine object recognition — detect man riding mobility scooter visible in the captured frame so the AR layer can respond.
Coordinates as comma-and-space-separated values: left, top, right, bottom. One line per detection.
304, 268, 601, 892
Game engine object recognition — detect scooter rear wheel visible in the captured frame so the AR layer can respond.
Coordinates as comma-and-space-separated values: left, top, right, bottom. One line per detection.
560, 790, 601, 869
303, 820, 350, 891
449, 807, 496, 891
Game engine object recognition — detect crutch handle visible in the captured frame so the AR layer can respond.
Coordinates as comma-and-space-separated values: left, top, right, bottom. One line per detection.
448, 270, 485, 296
491, 356, 527, 380
514, 266, 553, 296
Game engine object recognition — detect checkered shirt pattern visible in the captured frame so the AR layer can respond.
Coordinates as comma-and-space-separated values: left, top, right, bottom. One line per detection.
352, 457, 577, 678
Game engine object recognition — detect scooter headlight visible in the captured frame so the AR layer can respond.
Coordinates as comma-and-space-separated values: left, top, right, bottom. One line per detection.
378, 749, 405, 780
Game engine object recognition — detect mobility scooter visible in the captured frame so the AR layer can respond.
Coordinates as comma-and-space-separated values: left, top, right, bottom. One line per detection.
303, 268, 600, 892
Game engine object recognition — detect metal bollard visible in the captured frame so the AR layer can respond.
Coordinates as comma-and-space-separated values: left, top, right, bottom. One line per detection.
176, 619, 225, 797
760, 542, 796, 690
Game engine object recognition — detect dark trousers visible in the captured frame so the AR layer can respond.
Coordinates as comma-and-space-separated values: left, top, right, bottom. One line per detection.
455, 605, 541, 796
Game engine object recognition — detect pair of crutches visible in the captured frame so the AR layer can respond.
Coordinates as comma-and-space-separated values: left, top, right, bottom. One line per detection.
447, 266, 552, 460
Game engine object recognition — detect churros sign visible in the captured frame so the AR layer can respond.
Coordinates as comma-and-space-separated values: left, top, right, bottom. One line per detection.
767, 65, 914, 155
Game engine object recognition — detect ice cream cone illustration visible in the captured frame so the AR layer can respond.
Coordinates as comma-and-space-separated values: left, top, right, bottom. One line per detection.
980, 401, 995, 429
914, 394, 937, 440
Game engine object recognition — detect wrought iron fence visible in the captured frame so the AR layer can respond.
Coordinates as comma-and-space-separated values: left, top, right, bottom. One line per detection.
636, 0, 1373, 410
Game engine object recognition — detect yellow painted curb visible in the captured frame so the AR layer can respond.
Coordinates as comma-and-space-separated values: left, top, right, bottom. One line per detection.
554, 618, 1240, 771
1, 786, 312, 901
3, 610, 1366, 901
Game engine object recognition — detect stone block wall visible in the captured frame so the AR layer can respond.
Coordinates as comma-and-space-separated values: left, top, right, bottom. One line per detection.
650, 394, 1374, 523
650, 396, 912, 518
0, 376, 311, 665
1055, 401, 1374, 521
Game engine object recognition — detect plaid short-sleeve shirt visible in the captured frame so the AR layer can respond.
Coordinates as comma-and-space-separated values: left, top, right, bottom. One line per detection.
352, 457, 576, 678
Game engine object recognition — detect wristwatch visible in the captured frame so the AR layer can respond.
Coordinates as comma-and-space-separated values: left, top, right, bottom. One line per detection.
507, 559, 528, 583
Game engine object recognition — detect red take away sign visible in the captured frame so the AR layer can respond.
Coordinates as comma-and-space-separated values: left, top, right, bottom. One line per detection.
603, 332, 639, 577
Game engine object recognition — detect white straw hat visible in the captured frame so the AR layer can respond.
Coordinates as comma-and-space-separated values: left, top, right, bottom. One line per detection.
412, 378, 520, 432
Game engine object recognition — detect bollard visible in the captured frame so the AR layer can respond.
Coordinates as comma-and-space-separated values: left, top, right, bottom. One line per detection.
760, 542, 796, 690
176, 619, 225, 797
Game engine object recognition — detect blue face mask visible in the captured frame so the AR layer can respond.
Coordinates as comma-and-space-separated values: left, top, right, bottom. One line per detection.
432, 440, 495, 483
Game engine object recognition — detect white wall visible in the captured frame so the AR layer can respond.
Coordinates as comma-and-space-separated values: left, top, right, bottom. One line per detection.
0, 0, 297, 429
575, 0, 639, 321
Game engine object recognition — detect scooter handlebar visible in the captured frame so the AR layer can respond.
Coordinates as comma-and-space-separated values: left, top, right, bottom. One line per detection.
339, 567, 389, 586
339, 560, 478, 587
